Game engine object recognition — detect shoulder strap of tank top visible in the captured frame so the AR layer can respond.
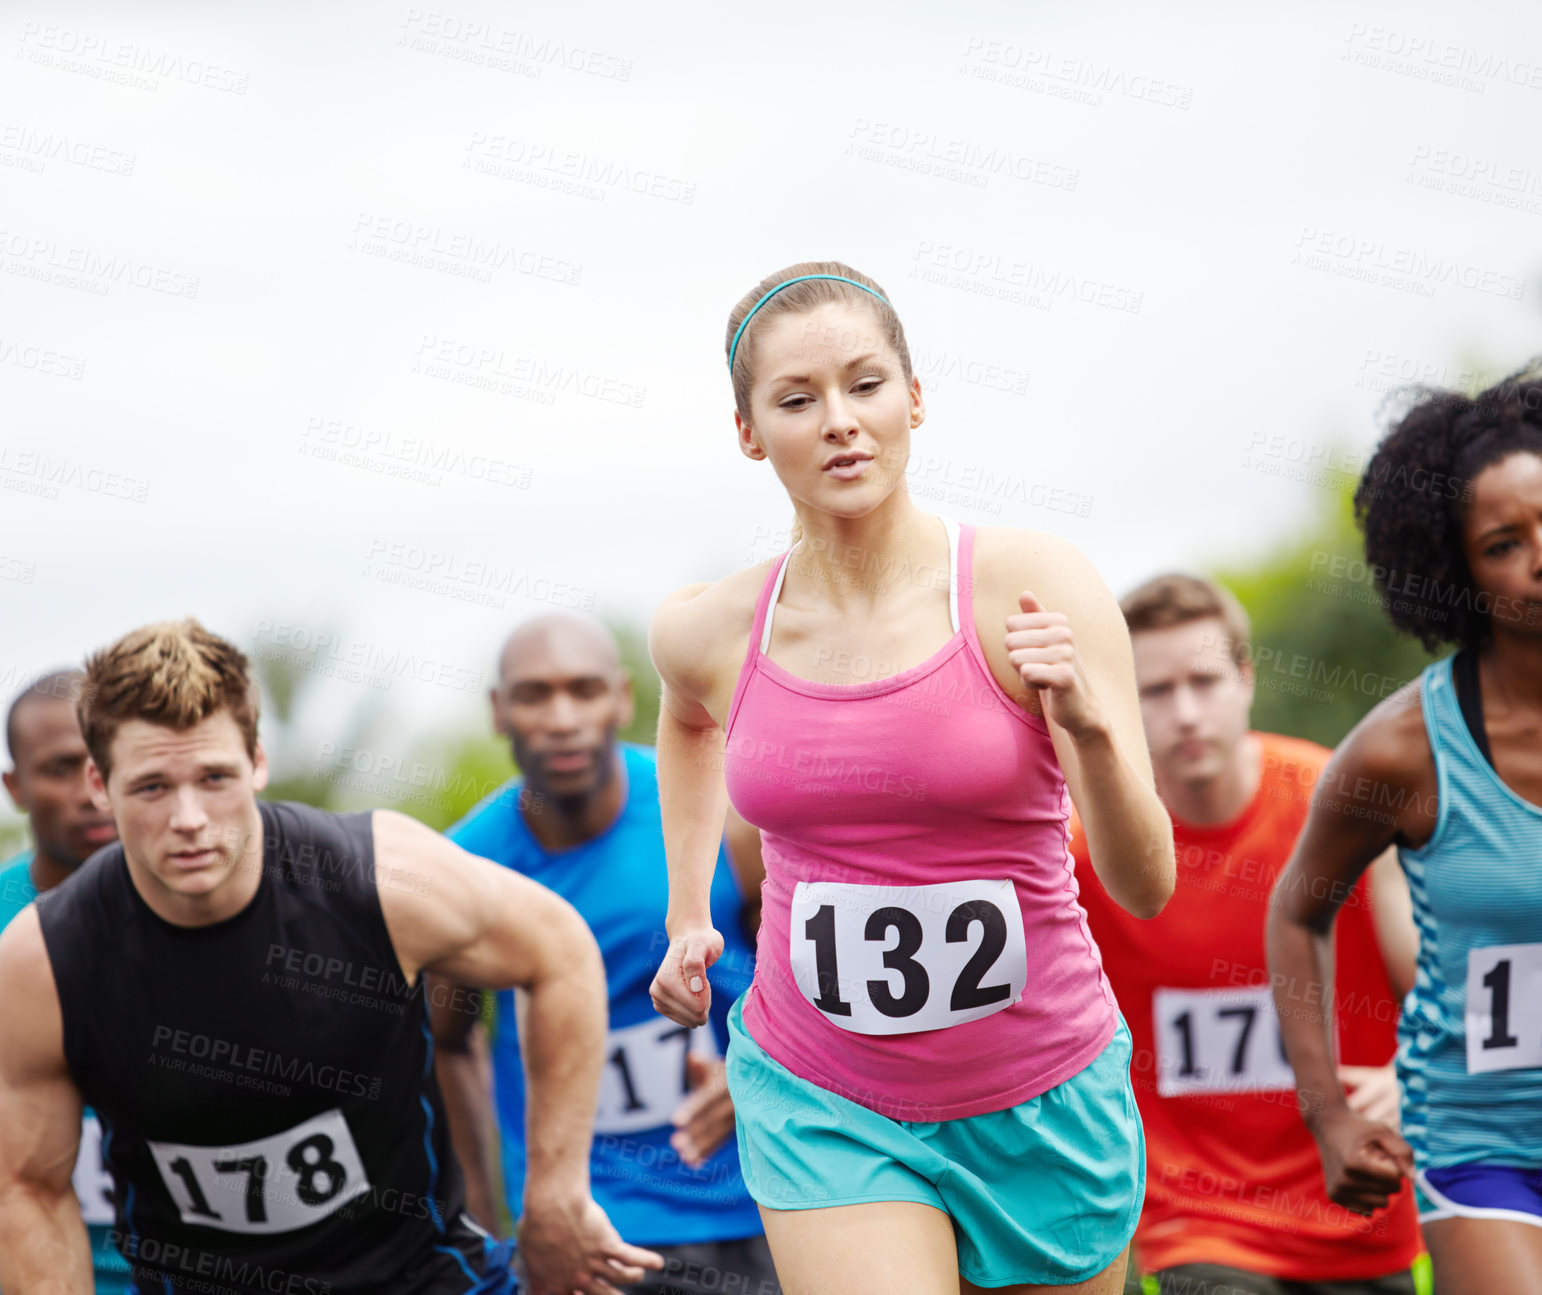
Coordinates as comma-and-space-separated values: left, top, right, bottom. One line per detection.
725, 546, 796, 738
1451, 648, 1494, 769
759, 544, 798, 653
942, 515, 961, 633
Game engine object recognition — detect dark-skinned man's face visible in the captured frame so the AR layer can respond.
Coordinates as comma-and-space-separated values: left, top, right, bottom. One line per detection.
3, 696, 118, 866
491, 632, 634, 802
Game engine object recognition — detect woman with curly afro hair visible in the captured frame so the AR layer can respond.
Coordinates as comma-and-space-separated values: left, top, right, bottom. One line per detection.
1268, 363, 1542, 1295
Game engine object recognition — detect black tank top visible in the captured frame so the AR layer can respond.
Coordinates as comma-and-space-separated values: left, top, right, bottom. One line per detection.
37, 800, 507, 1294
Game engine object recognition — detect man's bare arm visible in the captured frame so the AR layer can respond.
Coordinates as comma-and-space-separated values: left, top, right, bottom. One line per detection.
0, 908, 93, 1293
372, 812, 660, 1293
426, 972, 503, 1235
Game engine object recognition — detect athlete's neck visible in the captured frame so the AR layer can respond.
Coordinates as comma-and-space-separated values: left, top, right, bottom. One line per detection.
1159, 732, 1263, 828
27, 843, 81, 895
785, 498, 941, 617
521, 749, 628, 852
1480, 634, 1542, 718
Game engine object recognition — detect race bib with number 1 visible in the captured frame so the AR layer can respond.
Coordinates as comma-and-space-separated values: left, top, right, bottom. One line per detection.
1467, 943, 1542, 1074
789, 879, 1027, 1036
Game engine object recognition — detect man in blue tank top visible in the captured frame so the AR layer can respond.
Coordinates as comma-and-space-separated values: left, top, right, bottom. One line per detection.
435, 614, 780, 1295
1, 670, 129, 1293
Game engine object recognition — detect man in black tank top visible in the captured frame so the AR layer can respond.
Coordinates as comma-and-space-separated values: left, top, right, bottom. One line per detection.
0, 620, 663, 1295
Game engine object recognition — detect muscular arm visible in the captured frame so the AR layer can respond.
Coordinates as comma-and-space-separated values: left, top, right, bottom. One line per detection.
425, 972, 503, 1235
0, 908, 92, 1293
374, 813, 606, 1209
985, 531, 1175, 918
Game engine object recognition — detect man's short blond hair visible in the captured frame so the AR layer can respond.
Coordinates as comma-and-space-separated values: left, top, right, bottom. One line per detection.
79, 619, 260, 781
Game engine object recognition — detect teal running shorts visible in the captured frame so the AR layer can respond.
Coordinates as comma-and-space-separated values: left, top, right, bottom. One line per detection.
725, 996, 1145, 1288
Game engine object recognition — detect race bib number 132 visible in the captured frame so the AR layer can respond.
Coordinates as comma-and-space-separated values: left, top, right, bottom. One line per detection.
789, 879, 1027, 1036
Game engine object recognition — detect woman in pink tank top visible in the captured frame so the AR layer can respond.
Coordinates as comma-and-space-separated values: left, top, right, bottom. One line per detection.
648, 260, 1176, 1295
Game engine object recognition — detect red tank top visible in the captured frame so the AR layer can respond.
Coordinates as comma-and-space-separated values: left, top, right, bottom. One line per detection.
1071, 733, 1423, 1278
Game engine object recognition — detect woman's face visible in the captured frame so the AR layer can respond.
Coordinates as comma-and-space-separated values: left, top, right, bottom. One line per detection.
1461, 450, 1542, 636
736, 299, 923, 520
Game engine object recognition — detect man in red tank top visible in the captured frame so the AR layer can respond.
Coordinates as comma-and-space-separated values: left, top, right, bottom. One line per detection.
1068, 574, 1425, 1294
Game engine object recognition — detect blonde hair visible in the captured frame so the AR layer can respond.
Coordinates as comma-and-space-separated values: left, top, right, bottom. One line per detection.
79, 619, 260, 781
726, 260, 914, 554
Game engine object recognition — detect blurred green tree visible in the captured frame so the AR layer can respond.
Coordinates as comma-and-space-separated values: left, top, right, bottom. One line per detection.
1214, 476, 1436, 748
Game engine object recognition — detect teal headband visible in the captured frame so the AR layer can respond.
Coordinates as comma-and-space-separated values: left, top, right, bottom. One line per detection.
727, 274, 891, 372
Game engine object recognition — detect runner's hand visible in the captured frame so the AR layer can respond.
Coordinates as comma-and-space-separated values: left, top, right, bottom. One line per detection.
1005, 592, 1106, 739
649, 925, 723, 1028
1340, 1063, 1401, 1129
1311, 1106, 1413, 1215
518, 1193, 664, 1295
671, 1054, 735, 1166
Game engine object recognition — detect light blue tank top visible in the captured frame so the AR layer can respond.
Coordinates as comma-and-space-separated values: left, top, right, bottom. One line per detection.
1397, 656, 1542, 1169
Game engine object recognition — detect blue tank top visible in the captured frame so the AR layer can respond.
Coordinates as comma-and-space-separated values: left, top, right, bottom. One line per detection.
0, 851, 131, 1293
449, 743, 762, 1246
1397, 657, 1542, 1169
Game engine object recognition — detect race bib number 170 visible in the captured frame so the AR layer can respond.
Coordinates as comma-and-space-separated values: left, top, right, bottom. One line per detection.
1152, 985, 1296, 1097
789, 879, 1027, 1036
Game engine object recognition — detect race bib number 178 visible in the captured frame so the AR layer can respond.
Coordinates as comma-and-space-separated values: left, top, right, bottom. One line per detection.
789, 879, 1027, 1036
149, 1108, 369, 1235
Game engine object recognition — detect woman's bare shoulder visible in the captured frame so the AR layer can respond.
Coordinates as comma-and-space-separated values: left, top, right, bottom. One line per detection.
649, 559, 778, 699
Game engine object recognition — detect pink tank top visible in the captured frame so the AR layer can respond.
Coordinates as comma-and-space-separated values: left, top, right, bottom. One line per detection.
725, 516, 1118, 1121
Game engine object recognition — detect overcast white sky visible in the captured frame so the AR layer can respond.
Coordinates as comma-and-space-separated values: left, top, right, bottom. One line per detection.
3, 2, 1540, 807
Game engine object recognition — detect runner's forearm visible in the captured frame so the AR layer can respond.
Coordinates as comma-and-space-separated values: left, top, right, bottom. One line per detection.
657, 708, 730, 932
0, 1184, 93, 1292
519, 911, 606, 1200
1068, 724, 1174, 918
1266, 906, 1348, 1131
